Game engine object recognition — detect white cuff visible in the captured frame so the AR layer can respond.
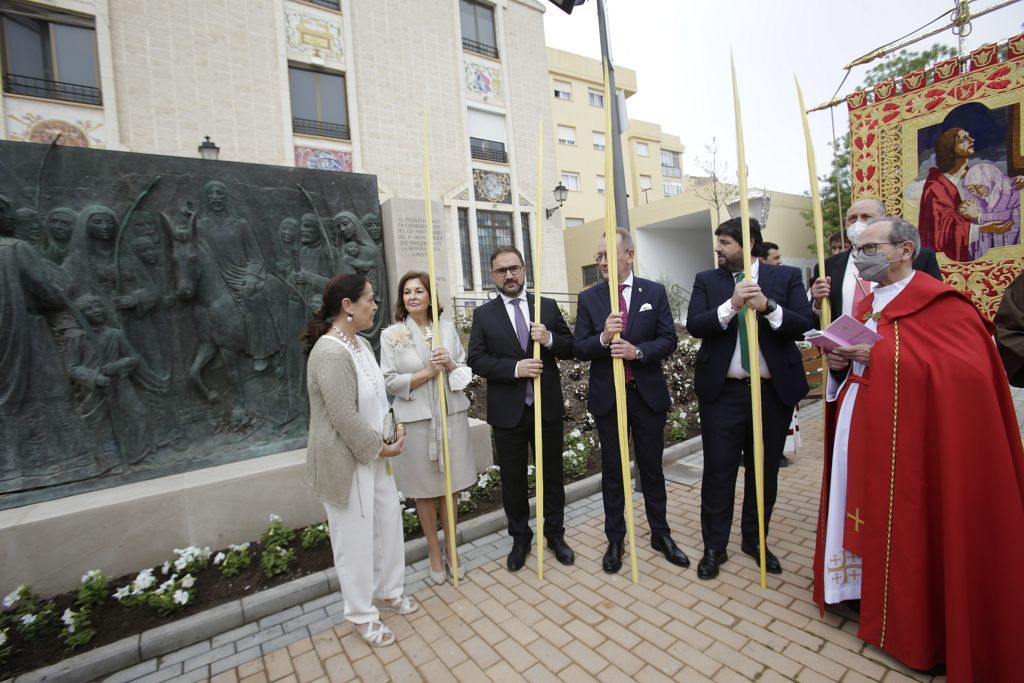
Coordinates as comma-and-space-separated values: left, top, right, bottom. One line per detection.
448, 366, 473, 391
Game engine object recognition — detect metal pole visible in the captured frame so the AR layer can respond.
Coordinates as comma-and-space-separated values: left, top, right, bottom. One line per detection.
596, 0, 630, 230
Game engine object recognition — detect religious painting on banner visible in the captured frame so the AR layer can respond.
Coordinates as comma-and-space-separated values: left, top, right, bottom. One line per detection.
846, 36, 1024, 320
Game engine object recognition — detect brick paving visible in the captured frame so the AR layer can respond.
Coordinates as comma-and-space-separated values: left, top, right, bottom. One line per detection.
106, 389, 1024, 682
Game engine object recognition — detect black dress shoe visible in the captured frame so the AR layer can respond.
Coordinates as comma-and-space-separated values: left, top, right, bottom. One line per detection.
602, 540, 624, 574
507, 539, 530, 572
697, 549, 728, 580
651, 534, 690, 568
779, 455, 791, 468
740, 539, 782, 574
545, 535, 575, 566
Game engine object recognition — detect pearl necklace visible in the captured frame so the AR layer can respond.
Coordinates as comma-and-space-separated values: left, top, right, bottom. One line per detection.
330, 324, 361, 353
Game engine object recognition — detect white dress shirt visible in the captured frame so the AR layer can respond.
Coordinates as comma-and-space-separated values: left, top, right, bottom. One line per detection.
599, 273, 634, 346
499, 290, 553, 378
714, 261, 784, 379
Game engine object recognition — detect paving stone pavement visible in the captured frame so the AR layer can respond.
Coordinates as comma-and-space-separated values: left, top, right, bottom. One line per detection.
103, 390, 1024, 683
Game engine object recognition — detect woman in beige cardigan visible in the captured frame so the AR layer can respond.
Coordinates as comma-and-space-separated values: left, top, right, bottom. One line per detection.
381, 272, 477, 584
300, 273, 416, 648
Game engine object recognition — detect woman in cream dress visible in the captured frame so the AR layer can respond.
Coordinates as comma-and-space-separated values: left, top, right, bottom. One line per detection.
381, 272, 476, 584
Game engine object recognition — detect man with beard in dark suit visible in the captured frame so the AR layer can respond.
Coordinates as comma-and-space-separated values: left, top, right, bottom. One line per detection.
686, 217, 816, 580
467, 246, 576, 572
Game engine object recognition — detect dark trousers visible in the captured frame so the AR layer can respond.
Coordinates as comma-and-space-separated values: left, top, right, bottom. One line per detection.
698, 378, 793, 552
492, 408, 566, 541
594, 383, 670, 542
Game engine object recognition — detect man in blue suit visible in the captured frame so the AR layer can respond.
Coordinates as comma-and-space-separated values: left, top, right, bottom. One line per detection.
575, 228, 690, 574
686, 218, 815, 580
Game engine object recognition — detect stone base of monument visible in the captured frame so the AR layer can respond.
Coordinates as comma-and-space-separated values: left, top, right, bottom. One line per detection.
0, 418, 495, 597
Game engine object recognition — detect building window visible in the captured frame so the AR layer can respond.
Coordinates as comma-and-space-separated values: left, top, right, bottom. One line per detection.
592, 131, 606, 151
458, 208, 474, 291
582, 264, 602, 286
476, 210, 514, 270
596, 175, 605, 194
470, 137, 507, 163
557, 125, 576, 146
553, 79, 572, 100
561, 172, 580, 192
636, 142, 649, 157
289, 66, 350, 139
460, 0, 497, 59
521, 212, 534, 289
565, 217, 585, 228
1, 11, 100, 105
639, 175, 652, 191
588, 89, 603, 107
468, 109, 507, 162
661, 150, 682, 177
301, 0, 341, 9
663, 181, 683, 197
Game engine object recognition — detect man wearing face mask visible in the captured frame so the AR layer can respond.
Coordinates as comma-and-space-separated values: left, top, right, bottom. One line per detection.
808, 199, 941, 320
811, 216, 1024, 682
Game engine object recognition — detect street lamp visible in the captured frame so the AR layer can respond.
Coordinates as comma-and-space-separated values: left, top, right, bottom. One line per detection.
546, 182, 569, 218
198, 136, 220, 161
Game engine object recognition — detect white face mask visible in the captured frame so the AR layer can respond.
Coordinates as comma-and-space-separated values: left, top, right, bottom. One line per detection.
846, 220, 868, 245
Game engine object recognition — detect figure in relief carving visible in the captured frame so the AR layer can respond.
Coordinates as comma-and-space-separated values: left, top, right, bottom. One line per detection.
335, 211, 388, 345
43, 207, 78, 265
295, 213, 336, 308
13, 207, 47, 253
192, 180, 281, 372
275, 217, 299, 278
1, 218, 111, 493
64, 294, 155, 466
362, 212, 383, 244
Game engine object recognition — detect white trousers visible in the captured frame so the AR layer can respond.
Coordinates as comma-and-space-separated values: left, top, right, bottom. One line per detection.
323, 458, 405, 624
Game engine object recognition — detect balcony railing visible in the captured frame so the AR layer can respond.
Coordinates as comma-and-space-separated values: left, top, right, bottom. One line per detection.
462, 37, 498, 59
470, 137, 508, 163
292, 117, 350, 140
662, 165, 682, 178
4, 73, 101, 106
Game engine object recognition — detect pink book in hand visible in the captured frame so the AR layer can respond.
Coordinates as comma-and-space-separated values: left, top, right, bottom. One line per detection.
803, 314, 883, 353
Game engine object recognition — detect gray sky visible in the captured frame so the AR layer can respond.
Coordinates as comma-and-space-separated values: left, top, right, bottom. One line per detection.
543, 0, 1024, 196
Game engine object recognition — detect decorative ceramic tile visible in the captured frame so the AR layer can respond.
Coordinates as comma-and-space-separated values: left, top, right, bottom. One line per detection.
294, 145, 352, 172
285, 9, 344, 65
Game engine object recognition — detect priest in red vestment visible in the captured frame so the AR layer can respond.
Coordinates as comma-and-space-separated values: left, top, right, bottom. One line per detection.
813, 216, 1024, 682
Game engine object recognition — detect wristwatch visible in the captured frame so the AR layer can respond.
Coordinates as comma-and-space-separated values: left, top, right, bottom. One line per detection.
760, 299, 778, 315
634, 347, 644, 363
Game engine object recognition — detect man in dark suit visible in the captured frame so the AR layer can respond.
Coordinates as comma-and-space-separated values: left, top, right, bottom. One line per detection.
467, 246, 576, 572
686, 217, 815, 580
810, 198, 942, 318
574, 228, 690, 574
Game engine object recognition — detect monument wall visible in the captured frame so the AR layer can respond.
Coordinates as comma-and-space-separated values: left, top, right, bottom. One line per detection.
0, 140, 385, 509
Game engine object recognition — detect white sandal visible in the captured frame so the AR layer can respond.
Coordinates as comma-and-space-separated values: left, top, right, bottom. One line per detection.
355, 620, 395, 647
380, 595, 419, 615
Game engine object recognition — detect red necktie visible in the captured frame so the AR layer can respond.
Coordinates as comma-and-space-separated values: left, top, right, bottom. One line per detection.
619, 284, 633, 383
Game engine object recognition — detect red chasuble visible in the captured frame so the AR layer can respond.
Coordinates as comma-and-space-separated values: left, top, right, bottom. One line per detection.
812, 273, 1024, 682
919, 168, 972, 262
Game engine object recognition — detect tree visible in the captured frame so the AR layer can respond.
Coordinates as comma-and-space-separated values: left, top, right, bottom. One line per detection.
806, 43, 958, 248
692, 138, 736, 229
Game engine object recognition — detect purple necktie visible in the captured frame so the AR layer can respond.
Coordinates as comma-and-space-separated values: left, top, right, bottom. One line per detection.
511, 298, 534, 405
619, 284, 633, 383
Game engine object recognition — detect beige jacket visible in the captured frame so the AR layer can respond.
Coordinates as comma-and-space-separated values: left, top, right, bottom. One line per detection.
380, 319, 471, 423
305, 334, 383, 507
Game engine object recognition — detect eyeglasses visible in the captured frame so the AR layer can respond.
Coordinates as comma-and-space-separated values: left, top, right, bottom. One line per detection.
492, 265, 523, 277
594, 249, 632, 263
852, 242, 895, 256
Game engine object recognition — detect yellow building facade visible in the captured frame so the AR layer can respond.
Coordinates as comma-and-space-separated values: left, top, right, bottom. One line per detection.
547, 47, 685, 228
